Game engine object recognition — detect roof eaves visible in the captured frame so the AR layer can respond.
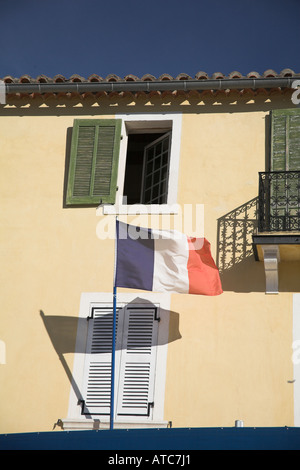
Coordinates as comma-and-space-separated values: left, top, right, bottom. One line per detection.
2, 69, 300, 97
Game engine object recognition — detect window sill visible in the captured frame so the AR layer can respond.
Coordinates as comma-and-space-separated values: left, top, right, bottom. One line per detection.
100, 204, 179, 216
61, 418, 169, 431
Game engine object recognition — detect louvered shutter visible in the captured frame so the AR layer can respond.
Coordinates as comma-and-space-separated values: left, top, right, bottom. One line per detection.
66, 119, 121, 205
270, 110, 300, 229
116, 307, 159, 417
271, 109, 300, 171
81, 306, 124, 415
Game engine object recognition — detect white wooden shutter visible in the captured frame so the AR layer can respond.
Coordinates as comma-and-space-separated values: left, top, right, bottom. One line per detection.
81, 306, 124, 415
116, 306, 159, 417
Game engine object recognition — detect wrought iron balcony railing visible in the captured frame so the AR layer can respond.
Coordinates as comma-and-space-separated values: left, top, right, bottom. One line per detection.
258, 171, 300, 232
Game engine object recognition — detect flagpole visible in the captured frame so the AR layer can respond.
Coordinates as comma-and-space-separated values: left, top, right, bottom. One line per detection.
110, 216, 118, 430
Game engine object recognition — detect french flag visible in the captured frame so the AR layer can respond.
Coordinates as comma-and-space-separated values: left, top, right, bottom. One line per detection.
115, 221, 222, 296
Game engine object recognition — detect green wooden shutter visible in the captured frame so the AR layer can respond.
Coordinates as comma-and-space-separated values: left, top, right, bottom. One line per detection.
66, 119, 121, 206
269, 109, 300, 230
271, 109, 300, 170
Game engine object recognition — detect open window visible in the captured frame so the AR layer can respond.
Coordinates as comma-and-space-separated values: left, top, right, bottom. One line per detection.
66, 115, 181, 210
122, 121, 172, 205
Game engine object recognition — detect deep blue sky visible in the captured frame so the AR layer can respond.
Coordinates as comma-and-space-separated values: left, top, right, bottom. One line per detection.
0, 0, 299, 79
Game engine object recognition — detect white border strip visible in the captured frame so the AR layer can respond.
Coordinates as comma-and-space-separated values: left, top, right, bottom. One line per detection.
293, 294, 300, 426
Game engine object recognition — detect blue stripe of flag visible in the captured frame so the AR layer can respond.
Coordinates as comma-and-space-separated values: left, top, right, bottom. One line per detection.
115, 220, 154, 291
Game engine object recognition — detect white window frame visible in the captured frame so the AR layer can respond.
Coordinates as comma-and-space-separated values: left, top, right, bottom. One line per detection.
63, 292, 170, 430
102, 113, 182, 215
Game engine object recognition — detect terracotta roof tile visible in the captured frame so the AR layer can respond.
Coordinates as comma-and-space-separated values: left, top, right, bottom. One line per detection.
246, 71, 261, 79
2, 69, 299, 98
228, 71, 244, 79
124, 74, 139, 81
280, 68, 295, 77
19, 75, 32, 83
87, 74, 103, 82
3, 69, 300, 84
176, 73, 193, 80
158, 73, 173, 81
105, 74, 122, 82
70, 74, 86, 82
36, 75, 51, 83
53, 74, 66, 83
211, 72, 225, 80
263, 69, 278, 78
140, 74, 156, 81
194, 71, 209, 80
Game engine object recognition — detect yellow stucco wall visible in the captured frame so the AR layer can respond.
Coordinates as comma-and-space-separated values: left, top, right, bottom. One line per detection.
166, 293, 293, 428
0, 93, 297, 433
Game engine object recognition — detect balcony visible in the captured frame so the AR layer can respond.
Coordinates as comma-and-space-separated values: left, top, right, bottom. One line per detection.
257, 171, 300, 233
253, 171, 300, 293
